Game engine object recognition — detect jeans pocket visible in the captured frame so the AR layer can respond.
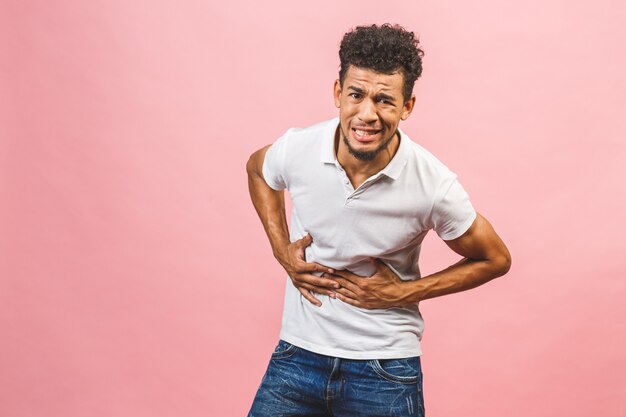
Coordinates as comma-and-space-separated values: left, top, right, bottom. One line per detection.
368, 357, 421, 384
270, 340, 298, 360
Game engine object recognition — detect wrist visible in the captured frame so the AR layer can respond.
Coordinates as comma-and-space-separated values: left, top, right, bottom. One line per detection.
397, 279, 425, 306
272, 243, 291, 268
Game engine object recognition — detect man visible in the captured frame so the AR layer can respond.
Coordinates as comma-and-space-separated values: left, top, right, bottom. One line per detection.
246, 24, 511, 417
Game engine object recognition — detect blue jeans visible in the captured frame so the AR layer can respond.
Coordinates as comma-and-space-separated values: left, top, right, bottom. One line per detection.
248, 340, 425, 417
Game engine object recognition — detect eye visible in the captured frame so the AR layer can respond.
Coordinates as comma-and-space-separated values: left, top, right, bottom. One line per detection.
349, 93, 362, 99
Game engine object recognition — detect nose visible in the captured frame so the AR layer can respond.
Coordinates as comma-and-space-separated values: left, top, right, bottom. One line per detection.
357, 99, 378, 124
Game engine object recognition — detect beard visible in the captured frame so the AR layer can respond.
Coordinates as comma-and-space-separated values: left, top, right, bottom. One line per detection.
341, 128, 397, 161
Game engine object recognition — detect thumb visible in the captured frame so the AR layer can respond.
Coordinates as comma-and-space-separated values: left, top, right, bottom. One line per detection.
295, 233, 312, 249
369, 257, 387, 271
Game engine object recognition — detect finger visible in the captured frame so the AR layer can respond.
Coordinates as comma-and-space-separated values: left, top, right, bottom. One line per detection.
329, 269, 348, 278
299, 282, 337, 298
297, 261, 335, 275
332, 277, 361, 294
295, 273, 340, 289
329, 271, 360, 286
297, 287, 321, 307
334, 286, 359, 300
335, 292, 362, 308
370, 257, 389, 273
295, 233, 313, 248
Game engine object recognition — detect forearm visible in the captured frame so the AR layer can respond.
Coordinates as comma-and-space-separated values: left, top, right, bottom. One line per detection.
397, 214, 512, 305
246, 147, 337, 306
246, 148, 290, 264
400, 255, 510, 305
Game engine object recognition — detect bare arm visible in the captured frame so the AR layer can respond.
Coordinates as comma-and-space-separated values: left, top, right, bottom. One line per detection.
410, 213, 511, 302
246, 146, 291, 259
330, 213, 512, 308
246, 146, 339, 306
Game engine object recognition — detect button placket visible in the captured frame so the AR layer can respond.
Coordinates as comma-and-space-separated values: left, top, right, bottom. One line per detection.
335, 161, 386, 204
335, 163, 354, 197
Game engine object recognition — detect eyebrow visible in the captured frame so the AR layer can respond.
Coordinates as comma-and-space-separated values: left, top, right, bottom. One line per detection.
347, 86, 366, 94
375, 92, 396, 102
347, 86, 396, 103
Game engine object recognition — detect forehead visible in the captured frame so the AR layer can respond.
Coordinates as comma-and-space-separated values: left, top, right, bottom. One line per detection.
343, 66, 404, 94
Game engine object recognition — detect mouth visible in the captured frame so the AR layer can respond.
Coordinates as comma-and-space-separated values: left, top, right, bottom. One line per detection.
351, 127, 382, 143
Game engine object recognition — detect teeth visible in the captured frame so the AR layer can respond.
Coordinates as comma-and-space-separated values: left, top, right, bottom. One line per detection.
355, 130, 377, 137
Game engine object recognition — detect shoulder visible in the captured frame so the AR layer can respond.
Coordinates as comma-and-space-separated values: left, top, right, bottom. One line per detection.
280, 117, 337, 142
273, 117, 337, 161
400, 131, 457, 181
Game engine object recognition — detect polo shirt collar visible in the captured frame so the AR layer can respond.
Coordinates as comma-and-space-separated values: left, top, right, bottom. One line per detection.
320, 117, 339, 164
320, 117, 409, 180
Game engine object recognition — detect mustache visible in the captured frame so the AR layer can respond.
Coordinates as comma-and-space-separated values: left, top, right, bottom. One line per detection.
350, 125, 383, 130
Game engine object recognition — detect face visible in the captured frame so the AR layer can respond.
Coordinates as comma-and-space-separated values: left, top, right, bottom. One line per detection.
334, 66, 415, 162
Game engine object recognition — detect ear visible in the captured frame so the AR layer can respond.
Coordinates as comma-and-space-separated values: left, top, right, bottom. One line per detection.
333, 79, 342, 108
400, 95, 416, 120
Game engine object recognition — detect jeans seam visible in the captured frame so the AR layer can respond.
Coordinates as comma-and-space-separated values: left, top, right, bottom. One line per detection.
270, 342, 298, 360
368, 359, 420, 385
326, 358, 340, 416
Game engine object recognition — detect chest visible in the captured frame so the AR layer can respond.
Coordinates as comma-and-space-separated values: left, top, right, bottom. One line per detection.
288, 164, 433, 255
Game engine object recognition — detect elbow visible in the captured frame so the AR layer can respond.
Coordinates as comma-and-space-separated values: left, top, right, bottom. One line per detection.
246, 146, 269, 177
494, 250, 512, 278
246, 151, 260, 177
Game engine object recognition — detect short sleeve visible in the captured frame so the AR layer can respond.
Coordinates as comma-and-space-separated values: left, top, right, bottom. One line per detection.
432, 176, 477, 240
261, 133, 289, 190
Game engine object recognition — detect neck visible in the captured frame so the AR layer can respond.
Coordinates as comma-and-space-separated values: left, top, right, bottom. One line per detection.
335, 128, 400, 181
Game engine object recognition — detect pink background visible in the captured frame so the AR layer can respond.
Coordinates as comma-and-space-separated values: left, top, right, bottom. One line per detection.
1, 1, 625, 416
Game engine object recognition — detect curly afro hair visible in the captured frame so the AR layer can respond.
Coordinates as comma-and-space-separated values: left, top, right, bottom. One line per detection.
339, 24, 424, 102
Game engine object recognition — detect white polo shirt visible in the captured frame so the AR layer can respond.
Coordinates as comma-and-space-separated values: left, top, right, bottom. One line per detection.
262, 117, 476, 359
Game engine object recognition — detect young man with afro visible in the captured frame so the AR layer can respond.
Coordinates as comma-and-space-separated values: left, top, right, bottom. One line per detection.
246, 23, 511, 417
